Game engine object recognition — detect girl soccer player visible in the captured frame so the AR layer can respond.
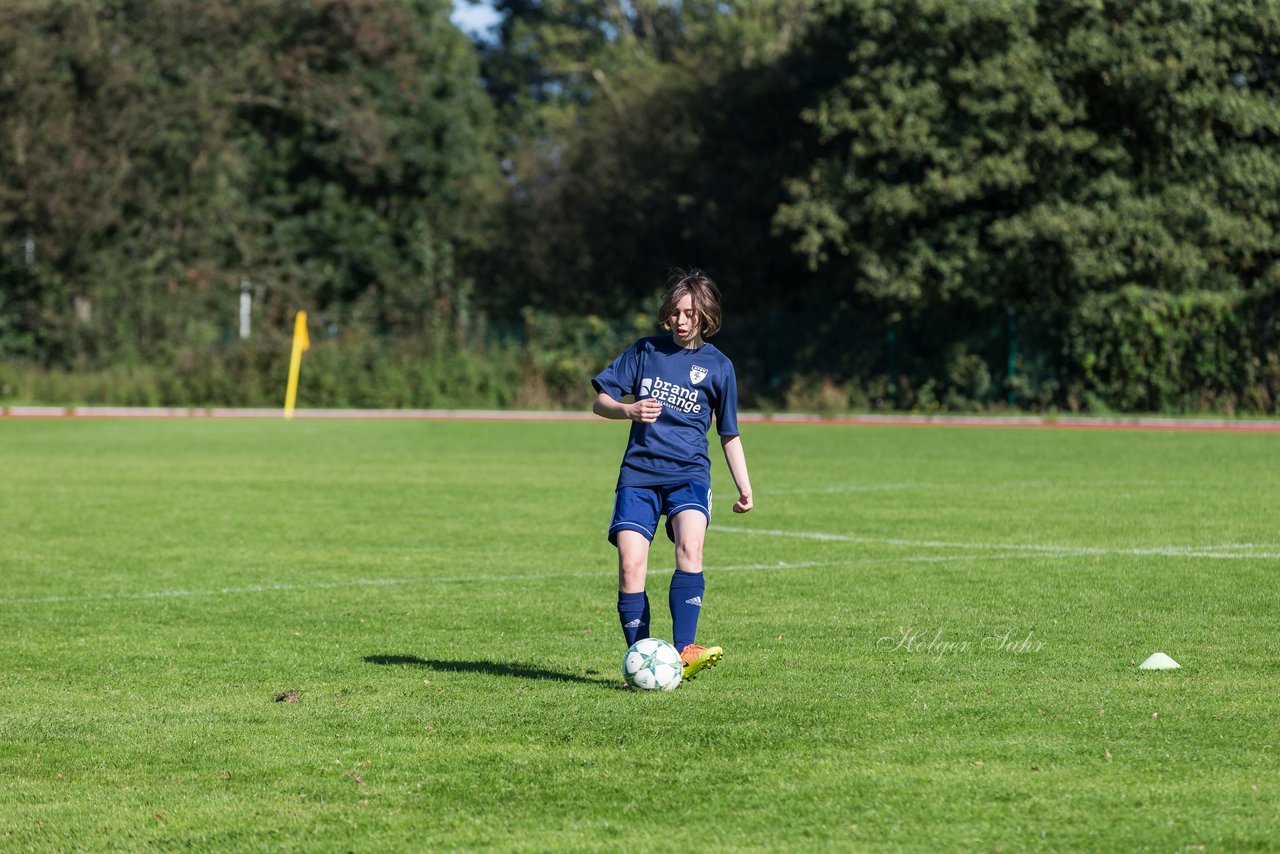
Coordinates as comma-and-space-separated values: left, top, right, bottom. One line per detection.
591, 270, 753, 681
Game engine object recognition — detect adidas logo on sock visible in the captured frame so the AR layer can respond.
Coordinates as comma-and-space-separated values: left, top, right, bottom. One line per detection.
685, 596, 703, 606
623, 618, 642, 628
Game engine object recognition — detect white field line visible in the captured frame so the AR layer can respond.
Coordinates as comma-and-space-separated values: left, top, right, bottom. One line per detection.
710, 525, 1280, 560
0, 552, 1069, 608
767, 483, 923, 495
765, 479, 1195, 495
4, 527, 1275, 608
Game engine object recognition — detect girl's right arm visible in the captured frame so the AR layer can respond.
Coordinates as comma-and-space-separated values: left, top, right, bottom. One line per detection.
593, 393, 662, 424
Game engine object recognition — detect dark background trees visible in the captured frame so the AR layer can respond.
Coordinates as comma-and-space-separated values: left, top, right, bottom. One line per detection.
2, 0, 1277, 411
1, 0, 497, 362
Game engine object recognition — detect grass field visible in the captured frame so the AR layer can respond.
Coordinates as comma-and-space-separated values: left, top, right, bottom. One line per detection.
1, 417, 1277, 851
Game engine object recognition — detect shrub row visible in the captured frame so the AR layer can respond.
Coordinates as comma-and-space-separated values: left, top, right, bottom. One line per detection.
2, 296, 1277, 414
1067, 286, 1280, 414
0, 311, 645, 411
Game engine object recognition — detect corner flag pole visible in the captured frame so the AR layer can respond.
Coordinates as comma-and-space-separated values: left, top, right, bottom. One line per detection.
283, 310, 310, 420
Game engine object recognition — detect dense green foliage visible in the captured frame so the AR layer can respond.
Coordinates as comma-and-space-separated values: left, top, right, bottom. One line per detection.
0, 308, 646, 409
2, 0, 1278, 411
780, 1, 1280, 306
3, 419, 1279, 848
1, 0, 496, 361
1068, 285, 1280, 412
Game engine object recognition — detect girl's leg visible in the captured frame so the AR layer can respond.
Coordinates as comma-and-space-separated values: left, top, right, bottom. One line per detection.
616, 530, 652, 645
669, 510, 708, 651
670, 508, 707, 572
617, 530, 652, 592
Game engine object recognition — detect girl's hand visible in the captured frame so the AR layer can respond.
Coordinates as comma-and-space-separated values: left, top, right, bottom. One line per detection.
629, 398, 662, 424
732, 492, 753, 513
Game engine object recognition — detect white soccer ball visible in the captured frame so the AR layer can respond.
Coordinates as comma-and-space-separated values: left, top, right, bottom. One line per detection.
622, 637, 683, 691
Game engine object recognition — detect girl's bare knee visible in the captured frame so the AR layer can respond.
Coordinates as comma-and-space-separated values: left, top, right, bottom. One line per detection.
620, 561, 645, 579
675, 542, 703, 572
618, 554, 648, 592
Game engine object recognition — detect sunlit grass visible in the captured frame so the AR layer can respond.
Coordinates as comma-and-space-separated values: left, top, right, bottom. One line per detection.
1, 419, 1276, 850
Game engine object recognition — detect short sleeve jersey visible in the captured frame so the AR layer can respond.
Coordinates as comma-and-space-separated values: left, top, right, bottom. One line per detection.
592, 336, 740, 489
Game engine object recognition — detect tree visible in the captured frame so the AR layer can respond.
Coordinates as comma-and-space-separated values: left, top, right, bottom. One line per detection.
775, 0, 1280, 316
475, 0, 822, 320
227, 0, 500, 337
0, 0, 499, 364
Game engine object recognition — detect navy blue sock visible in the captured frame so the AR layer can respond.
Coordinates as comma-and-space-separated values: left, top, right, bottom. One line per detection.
669, 570, 705, 651
617, 591, 650, 647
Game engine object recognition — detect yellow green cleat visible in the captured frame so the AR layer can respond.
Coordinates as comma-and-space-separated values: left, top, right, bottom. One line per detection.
679, 644, 723, 681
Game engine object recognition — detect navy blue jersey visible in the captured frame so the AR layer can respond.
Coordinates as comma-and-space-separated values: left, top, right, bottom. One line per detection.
592, 336, 740, 488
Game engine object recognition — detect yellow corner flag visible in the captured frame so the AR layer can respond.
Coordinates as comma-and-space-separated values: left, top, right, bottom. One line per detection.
283, 310, 310, 420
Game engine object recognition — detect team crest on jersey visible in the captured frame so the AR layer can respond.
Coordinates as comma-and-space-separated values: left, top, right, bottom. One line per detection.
689, 365, 708, 385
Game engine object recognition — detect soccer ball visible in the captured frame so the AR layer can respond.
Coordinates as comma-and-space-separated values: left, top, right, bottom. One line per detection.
622, 637, 683, 691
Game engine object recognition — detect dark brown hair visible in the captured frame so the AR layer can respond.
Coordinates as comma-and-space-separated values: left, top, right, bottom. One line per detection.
658, 269, 722, 337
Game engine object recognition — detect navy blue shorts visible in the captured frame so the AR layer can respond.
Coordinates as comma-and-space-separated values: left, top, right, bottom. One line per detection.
609, 482, 712, 545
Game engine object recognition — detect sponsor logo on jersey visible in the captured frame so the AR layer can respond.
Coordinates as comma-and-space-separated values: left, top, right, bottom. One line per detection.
642, 375, 702, 413
690, 365, 708, 385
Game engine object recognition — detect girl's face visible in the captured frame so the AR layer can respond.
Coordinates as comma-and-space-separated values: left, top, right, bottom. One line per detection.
670, 294, 701, 346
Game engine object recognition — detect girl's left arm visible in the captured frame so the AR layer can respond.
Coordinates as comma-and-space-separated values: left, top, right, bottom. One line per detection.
720, 435, 753, 513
